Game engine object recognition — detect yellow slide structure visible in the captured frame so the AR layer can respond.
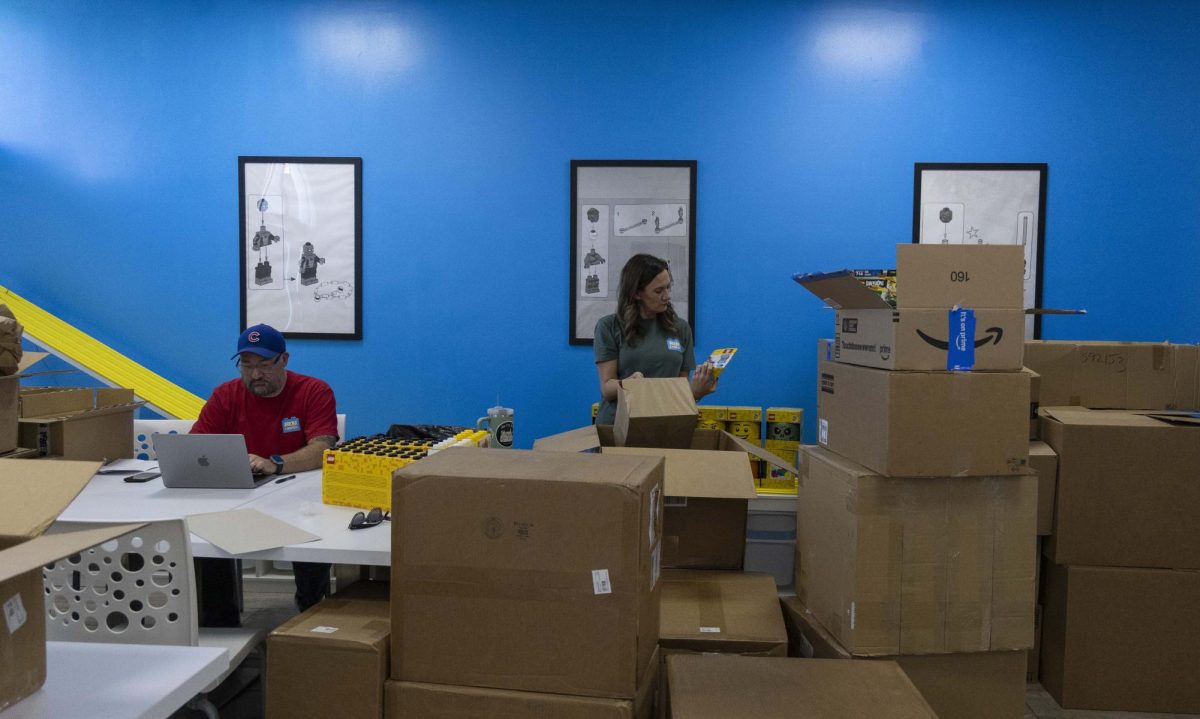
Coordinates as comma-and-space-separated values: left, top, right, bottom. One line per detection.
0, 284, 205, 419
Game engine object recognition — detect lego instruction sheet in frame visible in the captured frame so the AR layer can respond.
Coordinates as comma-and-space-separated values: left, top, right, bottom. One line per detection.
571, 160, 696, 345
913, 163, 1047, 338
239, 156, 363, 339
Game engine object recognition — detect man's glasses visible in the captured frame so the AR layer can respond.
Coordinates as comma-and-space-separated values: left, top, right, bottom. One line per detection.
348, 507, 389, 530
235, 356, 282, 373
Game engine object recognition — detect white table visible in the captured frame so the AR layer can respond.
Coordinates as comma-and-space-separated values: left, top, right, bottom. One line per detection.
191, 472, 391, 565
2, 641, 228, 719
58, 464, 391, 566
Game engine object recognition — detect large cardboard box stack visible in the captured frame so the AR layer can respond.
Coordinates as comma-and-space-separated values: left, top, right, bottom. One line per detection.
1036, 406, 1200, 713
385, 448, 663, 717
781, 596, 1026, 719
796, 245, 1027, 372
794, 245, 1036, 717
266, 582, 391, 719
0, 459, 142, 711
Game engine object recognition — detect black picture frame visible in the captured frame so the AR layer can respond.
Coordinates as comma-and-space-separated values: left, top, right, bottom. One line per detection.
569, 160, 697, 345
239, 156, 363, 340
912, 162, 1048, 338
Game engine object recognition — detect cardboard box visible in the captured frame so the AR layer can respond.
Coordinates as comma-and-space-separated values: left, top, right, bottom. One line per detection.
603, 445, 756, 570
659, 570, 787, 657
816, 340, 1030, 477
390, 448, 662, 699
666, 654, 937, 718
0, 353, 49, 455
615, 377, 697, 449
17, 385, 142, 461
267, 582, 391, 719
1040, 407, 1200, 569
0, 459, 142, 711
1027, 440, 1057, 536
1027, 603, 1041, 683
1026, 367, 1041, 439
797, 245, 1025, 371
795, 445, 1036, 655
780, 597, 1027, 719
1040, 563, 1200, 714
384, 647, 659, 719
536, 425, 791, 571
1024, 340, 1200, 410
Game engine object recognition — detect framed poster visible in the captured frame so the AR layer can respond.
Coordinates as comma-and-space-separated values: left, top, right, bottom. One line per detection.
570, 160, 697, 345
913, 162, 1047, 338
239, 156, 362, 339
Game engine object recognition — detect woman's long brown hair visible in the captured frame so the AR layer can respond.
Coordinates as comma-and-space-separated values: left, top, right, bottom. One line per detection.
617, 254, 679, 347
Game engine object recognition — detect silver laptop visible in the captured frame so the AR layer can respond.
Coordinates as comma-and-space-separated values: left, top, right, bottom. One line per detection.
155, 434, 273, 489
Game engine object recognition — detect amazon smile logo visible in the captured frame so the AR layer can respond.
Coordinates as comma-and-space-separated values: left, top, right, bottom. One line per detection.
916, 326, 1004, 350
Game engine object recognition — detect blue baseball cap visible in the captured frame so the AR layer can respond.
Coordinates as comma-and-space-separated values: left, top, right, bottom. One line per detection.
233, 324, 286, 360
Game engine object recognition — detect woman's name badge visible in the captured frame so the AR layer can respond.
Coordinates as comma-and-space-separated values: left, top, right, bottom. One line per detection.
666, 338, 682, 352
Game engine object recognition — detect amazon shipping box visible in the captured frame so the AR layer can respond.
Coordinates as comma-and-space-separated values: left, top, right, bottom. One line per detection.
795, 245, 1025, 371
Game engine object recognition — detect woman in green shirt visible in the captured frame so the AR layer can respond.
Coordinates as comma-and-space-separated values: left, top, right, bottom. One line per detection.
593, 254, 718, 425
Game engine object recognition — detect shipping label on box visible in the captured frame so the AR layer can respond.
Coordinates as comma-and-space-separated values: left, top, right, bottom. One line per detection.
795, 446, 1036, 656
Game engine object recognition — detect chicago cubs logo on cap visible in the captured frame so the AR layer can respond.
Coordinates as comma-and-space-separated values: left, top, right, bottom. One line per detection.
248, 331, 261, 343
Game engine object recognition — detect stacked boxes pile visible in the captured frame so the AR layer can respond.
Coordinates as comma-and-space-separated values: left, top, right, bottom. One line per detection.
792, 244, 1035, 719
1024, 339, 1200, 714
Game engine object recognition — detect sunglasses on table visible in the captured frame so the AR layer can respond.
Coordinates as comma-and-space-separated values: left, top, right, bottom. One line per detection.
349, 507, 390, 530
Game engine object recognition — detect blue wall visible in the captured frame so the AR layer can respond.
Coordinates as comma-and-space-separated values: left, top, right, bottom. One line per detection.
3, 0, 1198, 445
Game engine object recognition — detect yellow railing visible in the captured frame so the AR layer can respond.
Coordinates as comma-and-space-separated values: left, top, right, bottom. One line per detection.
0, 284, 204, 419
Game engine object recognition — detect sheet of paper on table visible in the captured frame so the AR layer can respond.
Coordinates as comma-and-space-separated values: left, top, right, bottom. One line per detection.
187, 508, 320, 555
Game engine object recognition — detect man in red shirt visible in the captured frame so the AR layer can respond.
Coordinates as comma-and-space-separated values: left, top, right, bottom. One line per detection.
191, 324, 339, 624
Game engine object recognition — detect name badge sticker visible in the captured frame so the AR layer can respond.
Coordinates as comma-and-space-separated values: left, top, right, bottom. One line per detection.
281, 416, 301, 433
666, 337, 682, 352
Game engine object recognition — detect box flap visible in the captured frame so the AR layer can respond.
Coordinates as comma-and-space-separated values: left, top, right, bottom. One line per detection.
1041, 406, 1175, 429
13, 352, 51, 375
532, 425, 602, 453
602, 447, 756, 498
793, 271, 892, 310
723, 431, 798, 474
0, 522, 144, 584
0, 459, 100, 540
18, 400, 144, 423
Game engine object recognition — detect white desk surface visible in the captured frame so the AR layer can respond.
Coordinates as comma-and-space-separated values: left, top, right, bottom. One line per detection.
58, 464, 391, 566
2, 641, 228, 719
191, 472, 391, 565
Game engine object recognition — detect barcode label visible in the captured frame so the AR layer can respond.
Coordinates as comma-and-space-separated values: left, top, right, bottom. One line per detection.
592, 569, 612, 595
4, 594, 27, 634
699, 626, 721, 633
819, 419, 829, 445
310, 626, 339, 634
